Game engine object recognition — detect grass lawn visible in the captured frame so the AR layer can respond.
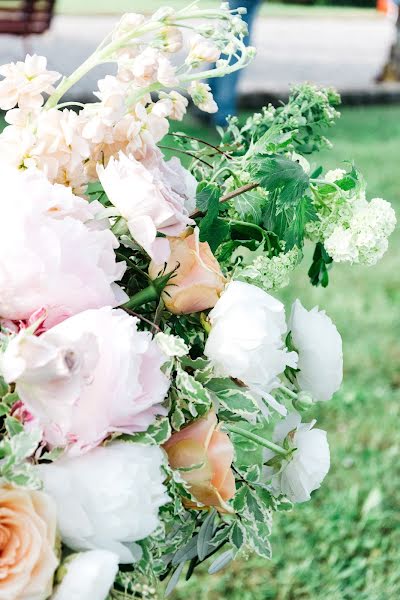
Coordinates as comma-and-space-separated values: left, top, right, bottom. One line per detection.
55, 0, 377, 18
166, 105, 400, 599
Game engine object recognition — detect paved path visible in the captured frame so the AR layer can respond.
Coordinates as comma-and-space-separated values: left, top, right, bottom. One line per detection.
0, 13, 397, 102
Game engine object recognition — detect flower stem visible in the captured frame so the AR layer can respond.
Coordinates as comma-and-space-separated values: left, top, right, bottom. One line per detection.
123, 285, 158, 310
226, 424, 289, 457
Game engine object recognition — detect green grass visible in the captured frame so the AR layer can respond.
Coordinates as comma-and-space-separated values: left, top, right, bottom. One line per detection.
167, 105, 400, 599
55, 0, 377, 18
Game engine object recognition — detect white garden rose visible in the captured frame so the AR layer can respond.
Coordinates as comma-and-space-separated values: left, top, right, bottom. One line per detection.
0, 166, 127, 326
37, 442, 169, 563
289, 299, 343, 402
264, 413, 330, 503
0, 307, 170, 454
205, 281, 297, 415
51, 551, 118, 600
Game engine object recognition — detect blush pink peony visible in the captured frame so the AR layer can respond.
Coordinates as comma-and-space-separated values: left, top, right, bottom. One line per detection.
97, 151, 193, 261
0, 166, 127, 327
0, 307, 170, 454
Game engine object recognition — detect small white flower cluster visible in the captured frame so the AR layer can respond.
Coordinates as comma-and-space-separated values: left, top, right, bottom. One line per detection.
0, 4, 252, 195
232, 246, 301, 292
307, 169, 396, 265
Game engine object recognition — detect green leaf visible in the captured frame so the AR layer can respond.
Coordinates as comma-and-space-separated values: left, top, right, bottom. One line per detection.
230, 521, 246, 550
198, 185, 230, 252
308, 242, 333, 287
232, 189, 267, 225
172, 535, 199, 566
176, 365, 212, 410
0, 376, 8, 398
208, 549, 235, 574
9, 429, 42, 462
284, 195, 318, 250
206, 378, 259, 420
196, 182, 220, 213
197, 509, 216, 560
117, 417, 171, 445
165, 562, 185, 597
253, 154, 310, 211
5, 416, 24, 437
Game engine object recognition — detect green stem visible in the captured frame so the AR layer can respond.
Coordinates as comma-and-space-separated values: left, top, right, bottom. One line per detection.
123, 285, 158, 310
226, 425, 289, 457
310, 178, 342, 195
276, 384, 297, 400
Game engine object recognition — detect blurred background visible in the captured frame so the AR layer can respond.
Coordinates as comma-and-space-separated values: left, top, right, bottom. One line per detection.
0, 1, 399, 599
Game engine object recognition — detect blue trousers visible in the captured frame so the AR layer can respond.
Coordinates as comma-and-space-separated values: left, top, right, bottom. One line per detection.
209, 0, 261, 126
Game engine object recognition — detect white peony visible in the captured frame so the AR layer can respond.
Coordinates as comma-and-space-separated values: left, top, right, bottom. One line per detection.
264, 413, 330, 503
205, 281, 297, 415
51, 551, 118, 600
0, 166, 127, 325
37, 442, 169, 562
0, 307, 169, 454
289, 300, 343, 402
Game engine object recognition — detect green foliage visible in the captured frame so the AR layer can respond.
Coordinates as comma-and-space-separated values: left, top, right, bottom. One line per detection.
198, 184, 230, 252
252, 154, 310, 212
168, 105, 400, 600
308, 241, 333, 287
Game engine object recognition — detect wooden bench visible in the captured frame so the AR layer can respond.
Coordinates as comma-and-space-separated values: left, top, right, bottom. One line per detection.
0, 1, 55, 36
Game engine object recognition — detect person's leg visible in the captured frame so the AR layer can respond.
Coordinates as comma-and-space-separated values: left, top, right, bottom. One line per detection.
209, 0, 261, 126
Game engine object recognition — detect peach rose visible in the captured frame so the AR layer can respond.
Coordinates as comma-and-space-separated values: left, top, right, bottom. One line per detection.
0, 485, 58, 600
149, 229, 226, 314
164, 411, 236, 512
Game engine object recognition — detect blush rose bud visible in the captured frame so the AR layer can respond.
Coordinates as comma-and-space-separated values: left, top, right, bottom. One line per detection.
163, 411, 236, 513
149, 229, 226, 315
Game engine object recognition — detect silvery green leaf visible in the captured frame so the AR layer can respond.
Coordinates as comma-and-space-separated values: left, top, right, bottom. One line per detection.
197, 509, 216, 560
171, 535, 199, 566
117, 417, 171, 445
208, 549, 235, 574
5, 416, 24, 437
165, 562, 185, 597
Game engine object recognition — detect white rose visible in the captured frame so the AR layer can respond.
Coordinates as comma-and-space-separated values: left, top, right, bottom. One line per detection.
37, 442, 169, 563
264, 413, 330, 503
205, 281, 297, 415
289, 300, 343, 402
52, 551, 118, 600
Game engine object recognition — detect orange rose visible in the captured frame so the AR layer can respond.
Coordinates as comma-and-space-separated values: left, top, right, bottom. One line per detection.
149, 229, 226, 314
0, 485, 58, 600
164, 411, 236, 512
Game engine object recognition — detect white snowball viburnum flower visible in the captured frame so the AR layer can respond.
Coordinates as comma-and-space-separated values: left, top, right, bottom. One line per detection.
289, 300, 343, 402
51, 551, 119, 600
0, 166, 127, 326
37, 442, 169, 563
188, 82, 218, 113
232, 247, 301, 292
205, 281, 298, 415
264, 413, 330, 503
0, 54, 60, 110
0, 307, 170, 454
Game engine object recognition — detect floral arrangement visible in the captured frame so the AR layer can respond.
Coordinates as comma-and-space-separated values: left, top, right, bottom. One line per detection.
0, 3, 396, 599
